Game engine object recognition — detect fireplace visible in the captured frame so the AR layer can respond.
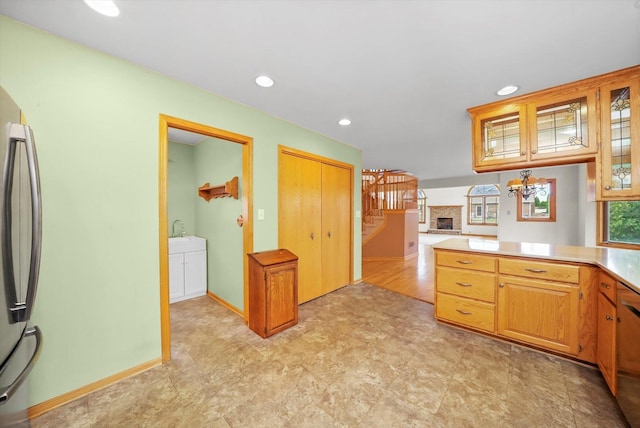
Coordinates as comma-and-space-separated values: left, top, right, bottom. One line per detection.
428, 205, 462, 235
437, 217, 453, 230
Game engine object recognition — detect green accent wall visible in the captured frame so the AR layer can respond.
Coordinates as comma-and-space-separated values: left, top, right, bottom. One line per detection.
193, 138, 244, 309
0, 16, 361, 406
168, 142, 196, 237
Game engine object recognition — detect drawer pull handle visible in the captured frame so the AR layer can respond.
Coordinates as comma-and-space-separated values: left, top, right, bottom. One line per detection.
456, 260, 473, 265
600, 283, 610, 289
456, 282, 472, 287
525, 268, 547, 274
456, 309, 472, 315
605, 315, 614, 321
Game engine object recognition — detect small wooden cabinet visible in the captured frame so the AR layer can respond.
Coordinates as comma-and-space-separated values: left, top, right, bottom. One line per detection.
597, 272, 617, 395
248, 249, 298, 338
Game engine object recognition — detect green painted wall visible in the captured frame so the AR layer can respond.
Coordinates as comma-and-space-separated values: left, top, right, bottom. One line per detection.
193, 137, 244, 310
168, 142, 196, 236
0, 16, 361, 406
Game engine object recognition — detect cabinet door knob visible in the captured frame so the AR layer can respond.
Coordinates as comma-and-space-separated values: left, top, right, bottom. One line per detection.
606, 315, 613, 321
310, 232, 314, 240
600, 283, 610, 289
328, 231, 332, 238
531, 149, 537, 154
521, 151, 526, 156
499, 283, 505, 288
604, 185, 612, 190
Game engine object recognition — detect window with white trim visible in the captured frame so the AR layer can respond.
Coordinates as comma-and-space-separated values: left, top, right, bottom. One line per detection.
467, 185, 499, 225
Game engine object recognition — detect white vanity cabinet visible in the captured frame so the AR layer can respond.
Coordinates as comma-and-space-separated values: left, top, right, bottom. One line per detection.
169, 236, 207, 303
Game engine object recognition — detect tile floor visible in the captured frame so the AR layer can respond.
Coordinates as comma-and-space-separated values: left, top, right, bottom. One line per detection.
32, 284, 627, 427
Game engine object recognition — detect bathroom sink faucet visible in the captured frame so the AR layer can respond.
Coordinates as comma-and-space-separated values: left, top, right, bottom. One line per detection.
171, 219, 185, 238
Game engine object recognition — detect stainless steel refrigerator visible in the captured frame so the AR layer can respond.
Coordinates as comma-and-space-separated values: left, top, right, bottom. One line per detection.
0, 87, 43, 427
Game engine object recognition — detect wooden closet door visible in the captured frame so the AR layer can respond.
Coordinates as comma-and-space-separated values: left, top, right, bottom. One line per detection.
321, 163, 352, 294
279, 153, 322, 303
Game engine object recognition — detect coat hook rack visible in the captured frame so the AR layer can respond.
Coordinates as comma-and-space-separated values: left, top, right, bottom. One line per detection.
198, 176, 238, 201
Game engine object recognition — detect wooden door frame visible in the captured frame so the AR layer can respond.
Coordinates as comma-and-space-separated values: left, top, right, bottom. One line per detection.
159, 114, 253, 363
278, 145, 354, 285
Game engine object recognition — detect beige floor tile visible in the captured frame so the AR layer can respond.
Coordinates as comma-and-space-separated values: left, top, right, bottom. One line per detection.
31, 283, 627, 428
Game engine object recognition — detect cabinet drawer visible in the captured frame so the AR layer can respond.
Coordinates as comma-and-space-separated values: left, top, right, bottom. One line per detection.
499, 258, 579, 283
436, 292, 495, 333
436, 251, 496, 273
436, 267, 496, 303
599, 271, 617, 303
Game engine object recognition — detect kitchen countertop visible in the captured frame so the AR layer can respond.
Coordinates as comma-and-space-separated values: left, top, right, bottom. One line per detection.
432, 238, 640, 294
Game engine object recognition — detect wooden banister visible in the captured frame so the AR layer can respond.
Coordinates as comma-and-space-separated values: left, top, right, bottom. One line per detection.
361, 169, 418, 230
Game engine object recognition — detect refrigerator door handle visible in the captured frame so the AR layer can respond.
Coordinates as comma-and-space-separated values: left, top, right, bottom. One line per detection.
2, 124, 42, 323
0, 326, 42, 406
2, 123, 20, 323
21, 125, 42, 323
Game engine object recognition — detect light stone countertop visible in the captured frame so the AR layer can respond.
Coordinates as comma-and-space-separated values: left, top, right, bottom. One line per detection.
432, 238, 640, 295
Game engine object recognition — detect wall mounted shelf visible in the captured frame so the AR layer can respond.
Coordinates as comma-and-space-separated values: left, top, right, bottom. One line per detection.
198, 176, 238, 201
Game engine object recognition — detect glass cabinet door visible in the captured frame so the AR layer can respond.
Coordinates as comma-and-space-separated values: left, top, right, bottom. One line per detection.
472, 104, 527, 169
600, 78, 640, 198
529, 91, 597, 160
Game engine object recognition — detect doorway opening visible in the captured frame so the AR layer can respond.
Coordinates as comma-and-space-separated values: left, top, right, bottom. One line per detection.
158, 114, 253, 363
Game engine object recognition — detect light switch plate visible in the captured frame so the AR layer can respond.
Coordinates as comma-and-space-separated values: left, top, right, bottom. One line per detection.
258, 209, 265, 220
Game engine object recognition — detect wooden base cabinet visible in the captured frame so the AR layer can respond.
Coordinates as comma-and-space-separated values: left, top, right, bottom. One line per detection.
248, 249, 298, 338
597, 292, 617, 395
597, 272, 618, 395
435, 250, 597, 362
435, 251, 497, 334
497, 276, 579, 355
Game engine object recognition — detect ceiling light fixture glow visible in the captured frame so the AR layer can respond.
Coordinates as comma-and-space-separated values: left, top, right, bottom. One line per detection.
496, 85, 519, 96
84, 0, 120, 17
255, 75, 274, 88
338, 118, 351, 126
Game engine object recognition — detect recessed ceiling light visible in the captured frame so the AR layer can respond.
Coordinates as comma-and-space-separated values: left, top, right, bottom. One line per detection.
255, 75, 274, 88
84, 0, 120, 17
338, 118, 351, 126
496, 85, 519, 96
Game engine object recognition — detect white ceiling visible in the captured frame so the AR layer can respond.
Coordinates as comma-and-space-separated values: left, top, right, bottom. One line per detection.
1, 0, 639, 180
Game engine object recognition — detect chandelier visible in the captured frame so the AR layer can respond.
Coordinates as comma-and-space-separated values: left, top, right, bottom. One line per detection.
507, 169, 547, 200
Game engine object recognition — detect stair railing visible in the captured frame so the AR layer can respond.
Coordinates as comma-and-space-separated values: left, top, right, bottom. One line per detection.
362, 169, 418, 230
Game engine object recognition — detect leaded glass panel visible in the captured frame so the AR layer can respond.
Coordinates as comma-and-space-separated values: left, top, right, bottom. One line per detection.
536, 97, 589, 154
609, 87, 632, 190
482, 114, 520, 160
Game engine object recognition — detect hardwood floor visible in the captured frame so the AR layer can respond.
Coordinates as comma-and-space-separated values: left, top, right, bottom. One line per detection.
362, 234, 437, 304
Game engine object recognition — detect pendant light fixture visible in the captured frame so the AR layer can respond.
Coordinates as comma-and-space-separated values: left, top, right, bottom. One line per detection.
507, 169, 547, 200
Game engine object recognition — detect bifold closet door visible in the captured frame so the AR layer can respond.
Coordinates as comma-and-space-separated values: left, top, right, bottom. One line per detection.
321, 163, 351, 294
279, 153, 322, 303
